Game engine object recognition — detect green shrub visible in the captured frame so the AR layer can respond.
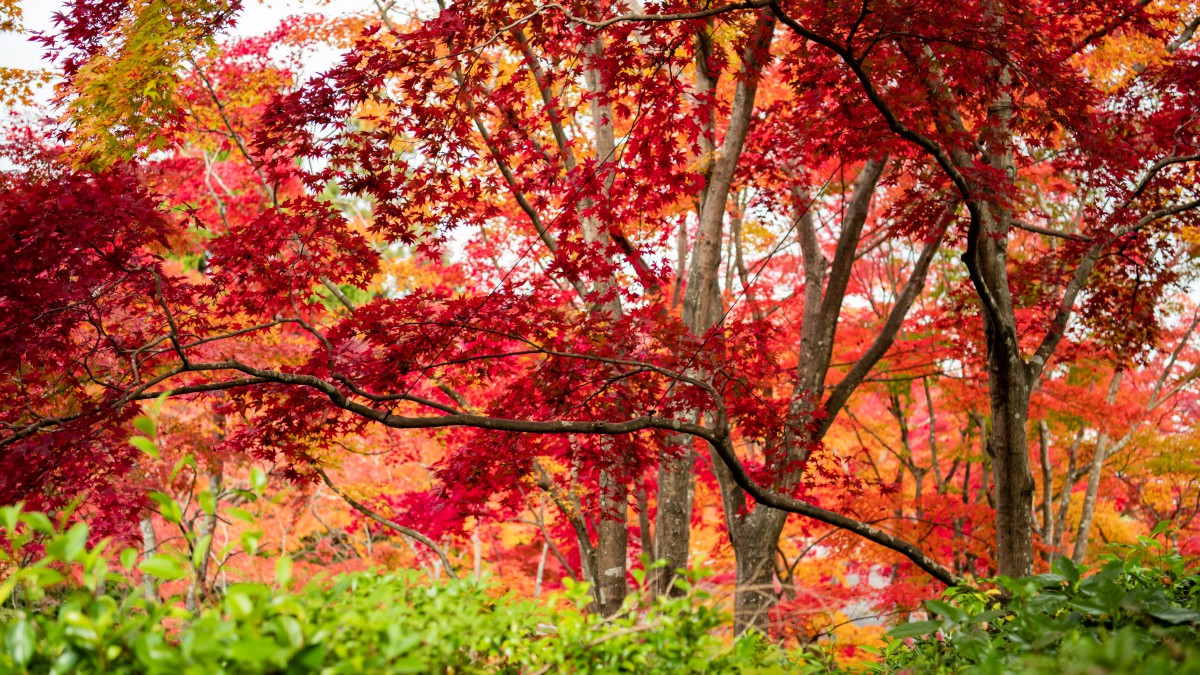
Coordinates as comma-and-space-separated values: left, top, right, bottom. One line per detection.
869, 539, 1200, 674
0, 505, 814, 674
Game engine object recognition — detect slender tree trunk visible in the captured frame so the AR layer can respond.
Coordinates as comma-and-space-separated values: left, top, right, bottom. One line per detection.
1071, 435, 1109, 564
571, 26, 631, 613
186, 463, 222, 612
721, 157, 889, 633
1072, 372, 1123, 563
535, 541, 548, 598
1051, 427, 1083, 559
635, 484, 654, 563
140, 516, 159, 600
1038, 420, 1054, 548
652, 17, 716, 596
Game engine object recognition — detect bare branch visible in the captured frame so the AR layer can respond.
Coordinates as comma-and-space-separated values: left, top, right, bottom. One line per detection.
317, 467, 457, 579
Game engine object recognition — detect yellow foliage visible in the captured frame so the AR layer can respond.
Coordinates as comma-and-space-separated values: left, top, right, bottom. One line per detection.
0, 67, 51, 108
0, 0, 20, 33
66, 0, 237, 166
1078, 0, 1199, 92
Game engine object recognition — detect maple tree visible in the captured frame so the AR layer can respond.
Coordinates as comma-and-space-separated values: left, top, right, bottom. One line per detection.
1, 0, 1199, 645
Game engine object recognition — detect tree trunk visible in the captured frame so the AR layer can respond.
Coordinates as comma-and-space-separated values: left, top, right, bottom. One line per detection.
595, 472, 628, 616
989, 370, 1035, 577
1072, 372, 1123, 564
186, 463, 222, 612
653, 12, 774, 598
140, 516, 159, 600
1071, 434, 1108, 564
730, 511, 787, 634
1051, 427, 1083, 559
652, 445, 694, 595
1038, 420, 1053, 547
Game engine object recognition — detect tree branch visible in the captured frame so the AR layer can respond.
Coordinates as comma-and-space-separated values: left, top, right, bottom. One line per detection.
317, 467, 457, 579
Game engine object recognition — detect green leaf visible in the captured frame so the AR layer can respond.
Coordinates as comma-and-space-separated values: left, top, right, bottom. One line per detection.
193, 534, 212, 570
888, 620, 941, 638
20, 511, 54, 535
49, 647, 80, 675
149, 392, 169, 417
26, 567, 65, 585
119, 547, 138, 571
45, 522, 89, 562
228, 507, 257, 524
1147, 607, 1200, 625
1136, 535, 1165, 551
148, 491, 182, 524
139, 554, 186, 581
250, 467, 267, 493
241, 530, 262, 557
130, 435, 159, 458
392, 657, 426, 673
0, 576, 17, 606
198, 491, 216, 516
169, 453, 196, 482
225, 587, 255, 619
1052, 555, 1082, 585
630, 567, 645, 586
926, 600, 968, 623
4, 617, 34, 666
0, 503, 21, 532
275, 555, 293, 588
133, 415, 156, 437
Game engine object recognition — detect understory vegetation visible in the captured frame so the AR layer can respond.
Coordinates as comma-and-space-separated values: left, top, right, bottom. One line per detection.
4, 504, 1199, 673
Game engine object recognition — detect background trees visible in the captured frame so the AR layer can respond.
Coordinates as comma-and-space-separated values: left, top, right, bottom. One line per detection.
1, 0, 1199, 646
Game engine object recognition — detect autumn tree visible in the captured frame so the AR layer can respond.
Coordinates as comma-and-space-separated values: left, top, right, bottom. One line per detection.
3, 0, 1200, 641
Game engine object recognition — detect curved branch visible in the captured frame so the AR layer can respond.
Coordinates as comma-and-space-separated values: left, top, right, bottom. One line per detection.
705, 432, 964, 586
317, 467, 458, 579
7, 356, 960, 586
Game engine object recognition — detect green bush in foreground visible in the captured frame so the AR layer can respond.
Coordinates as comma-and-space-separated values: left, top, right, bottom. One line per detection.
6, 503, 1200, 674
0, 505, 817, 674
1, 571, 812, 674
870, 536, 1200, 674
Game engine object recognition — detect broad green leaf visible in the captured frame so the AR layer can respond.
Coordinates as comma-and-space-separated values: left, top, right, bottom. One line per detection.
45, 522, 89, 562
130, 435, 159, 458
250, 467, 267, 493
228, 507, 257, 524
198, 490, 216, 516
20, 511, 54, 535
133, 415, 156, 436
193, 534, 212, 570
139, 554, 186, 581
148, 491, 182, 524
926, 600, 968, 623
3, 617, 33, 666
1148, 607, 1200, 625
0, 502, 20, 532
241, 530, 262, 557
888, 620, 941, 638
275, 554, 293, 588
